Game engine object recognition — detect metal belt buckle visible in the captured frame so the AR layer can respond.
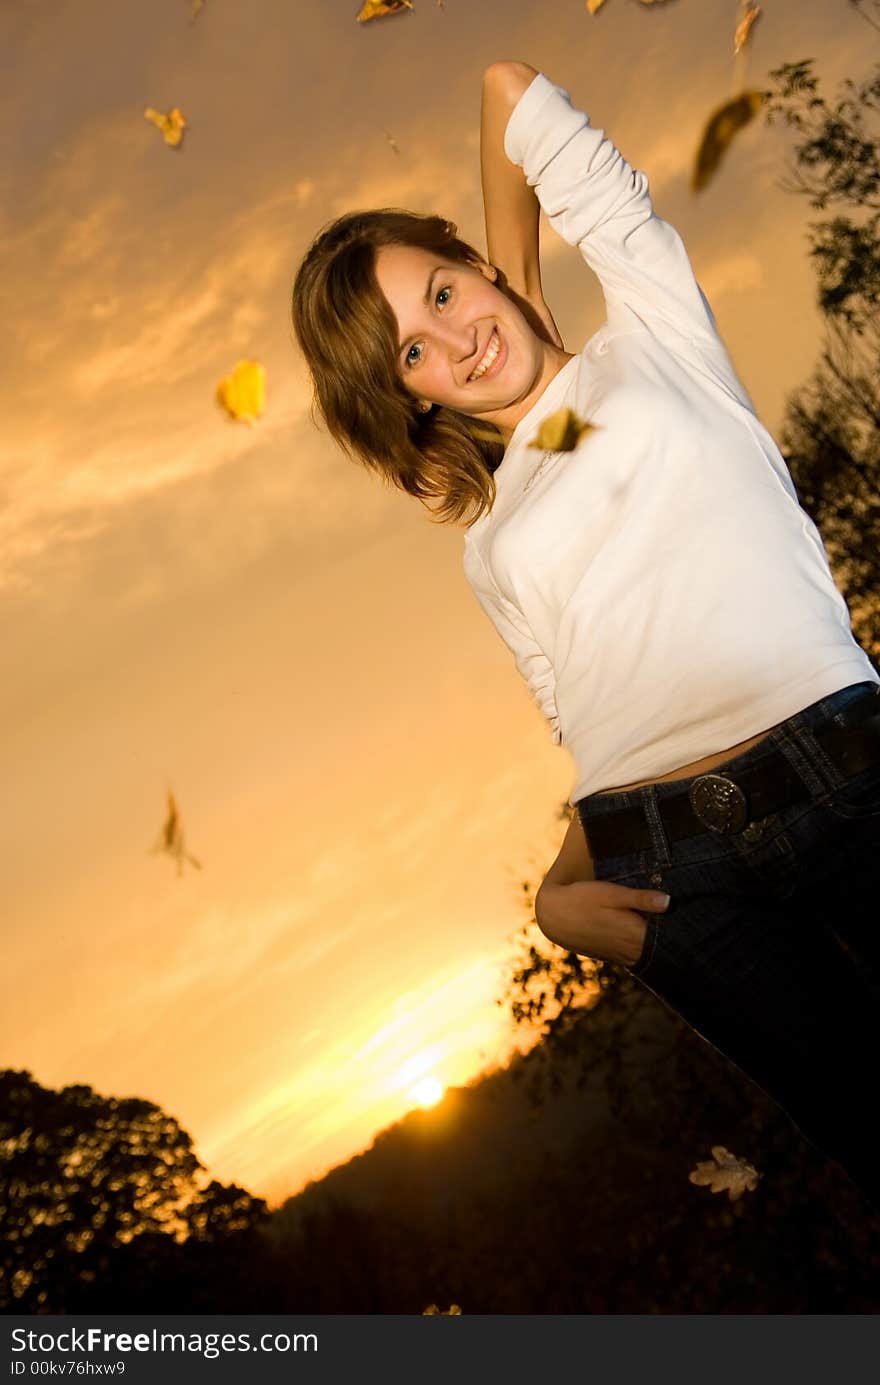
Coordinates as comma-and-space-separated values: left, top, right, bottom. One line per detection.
688, 773, 748, 835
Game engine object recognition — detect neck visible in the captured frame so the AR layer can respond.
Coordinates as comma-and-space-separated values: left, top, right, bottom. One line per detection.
484, 344, 574, 445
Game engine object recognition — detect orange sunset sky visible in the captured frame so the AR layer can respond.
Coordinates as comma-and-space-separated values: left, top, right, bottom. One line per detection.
1, 0, 870, 1206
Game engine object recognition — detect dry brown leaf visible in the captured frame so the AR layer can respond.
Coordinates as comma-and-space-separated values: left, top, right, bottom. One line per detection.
144, 106, 187, 148
691, 90, 764, 192
385, 131, 401, 155
585, 0, 609, 13
689, 1146, 760, 1201
149, 790, 202, 877
529, 407, 595, 452
357, 0, 413, 21
734, 2, 761, 54
216, 359, 266, 425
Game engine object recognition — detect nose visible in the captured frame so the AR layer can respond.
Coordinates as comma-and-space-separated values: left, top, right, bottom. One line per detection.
436, 320, 478, 362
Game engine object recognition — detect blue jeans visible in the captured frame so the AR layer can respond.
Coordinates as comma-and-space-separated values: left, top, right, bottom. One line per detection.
576, 681, 880, 1201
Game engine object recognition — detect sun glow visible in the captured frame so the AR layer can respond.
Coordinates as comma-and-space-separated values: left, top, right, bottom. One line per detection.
410, 1075, 444, 1109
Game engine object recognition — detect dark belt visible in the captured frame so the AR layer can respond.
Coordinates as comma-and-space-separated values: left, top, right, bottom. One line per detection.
580, 695, 880, 860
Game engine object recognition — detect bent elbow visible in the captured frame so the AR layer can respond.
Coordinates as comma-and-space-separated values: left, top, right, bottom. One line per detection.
482, 61, 539, 102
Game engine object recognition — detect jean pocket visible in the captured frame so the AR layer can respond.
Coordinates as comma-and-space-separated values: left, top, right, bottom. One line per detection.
628, 913, 660, 977
590, 858, 659, 975
825, 759, 880, 820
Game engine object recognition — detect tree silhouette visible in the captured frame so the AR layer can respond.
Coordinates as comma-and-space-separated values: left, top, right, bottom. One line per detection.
0, 1069, 269, 1312
763, 56, 880, 661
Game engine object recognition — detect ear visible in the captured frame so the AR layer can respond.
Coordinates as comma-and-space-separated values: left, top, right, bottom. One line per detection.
476, 261, 499, 283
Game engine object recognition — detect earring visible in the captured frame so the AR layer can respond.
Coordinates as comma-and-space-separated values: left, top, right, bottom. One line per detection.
418, 401, 431, 413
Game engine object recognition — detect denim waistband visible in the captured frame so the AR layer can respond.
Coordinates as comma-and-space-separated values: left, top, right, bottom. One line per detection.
577, 680, 880, 822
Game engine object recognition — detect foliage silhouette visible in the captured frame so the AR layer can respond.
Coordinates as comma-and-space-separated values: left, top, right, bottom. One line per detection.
762, 56, 880, 660
0, 1069, 270, 1313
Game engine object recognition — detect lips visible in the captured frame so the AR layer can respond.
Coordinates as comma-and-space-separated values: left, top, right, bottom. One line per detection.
467, 326, 503, 383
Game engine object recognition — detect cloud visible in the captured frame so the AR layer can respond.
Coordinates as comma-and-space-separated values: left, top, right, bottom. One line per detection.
698, 252, 764, 303
0, 72, 494, 596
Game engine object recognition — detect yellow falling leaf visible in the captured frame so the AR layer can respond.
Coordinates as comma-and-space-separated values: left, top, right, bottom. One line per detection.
149, 790, 202, 878
190, 0, 206, 19
357, 0, 413, 21
734, 2, 761, 54
529, 407, 595, 453
585, 0, 609, 13
216, 359, 266, 425
688, 1146, 760, 1201
143, 106, 188, 148
422, 1304, 462, 1314
691, 90, 764, 192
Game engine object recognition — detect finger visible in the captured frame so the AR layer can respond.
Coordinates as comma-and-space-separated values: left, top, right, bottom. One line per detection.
598, 882, 671, 911
637, 889, 671, 911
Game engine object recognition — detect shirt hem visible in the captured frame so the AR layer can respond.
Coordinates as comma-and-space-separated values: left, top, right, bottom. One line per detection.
567, 661, 880, 805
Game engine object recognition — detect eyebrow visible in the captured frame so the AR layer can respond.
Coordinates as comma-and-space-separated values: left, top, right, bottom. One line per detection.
398, 266, 444, 353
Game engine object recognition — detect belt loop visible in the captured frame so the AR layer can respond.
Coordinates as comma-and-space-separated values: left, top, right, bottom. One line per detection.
774, 714, 846, 796
641, 785, 672, 870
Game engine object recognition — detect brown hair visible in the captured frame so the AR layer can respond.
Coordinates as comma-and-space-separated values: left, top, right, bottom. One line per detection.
291, 209, 505, 527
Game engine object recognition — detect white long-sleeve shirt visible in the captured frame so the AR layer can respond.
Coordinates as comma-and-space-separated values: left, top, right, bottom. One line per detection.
462, 72, 878, 804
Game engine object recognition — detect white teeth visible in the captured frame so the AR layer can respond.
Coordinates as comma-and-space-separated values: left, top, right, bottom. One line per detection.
468, 328, 500, 381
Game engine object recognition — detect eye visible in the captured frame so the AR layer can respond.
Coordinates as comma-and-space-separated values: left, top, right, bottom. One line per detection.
402, 285, 453, 369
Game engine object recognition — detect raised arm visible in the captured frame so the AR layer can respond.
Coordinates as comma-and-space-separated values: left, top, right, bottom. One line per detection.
481, 61, 563, 350
503, 70, 754, 395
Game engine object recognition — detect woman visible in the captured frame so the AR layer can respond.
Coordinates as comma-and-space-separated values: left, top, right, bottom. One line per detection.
292, 62, 880, 1203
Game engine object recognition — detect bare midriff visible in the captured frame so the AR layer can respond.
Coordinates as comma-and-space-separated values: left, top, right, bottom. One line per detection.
595, 722, 782, 795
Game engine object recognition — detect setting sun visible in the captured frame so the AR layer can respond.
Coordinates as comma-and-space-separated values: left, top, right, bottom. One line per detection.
410, 1076, 444, 1109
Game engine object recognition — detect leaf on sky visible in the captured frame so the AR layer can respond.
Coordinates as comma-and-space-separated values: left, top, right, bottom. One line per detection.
144, 106, 187, 148
691, 90, 764, 192
688, 1146, 760, 1201
734, 2, 761, 54
385, 130, 401, 154
216, 359, 266, 425
529, 407, 595, 452
150, 791, 202, 878
357, 0, 414, 21
190, 0, 206, 19
585, 0, 609, 14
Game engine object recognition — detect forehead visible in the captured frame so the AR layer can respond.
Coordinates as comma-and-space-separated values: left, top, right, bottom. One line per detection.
373, 244, 454, 304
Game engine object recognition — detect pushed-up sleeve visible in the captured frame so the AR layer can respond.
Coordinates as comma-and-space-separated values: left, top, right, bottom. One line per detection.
463, 539, 563, 747
504, 72, 722, 350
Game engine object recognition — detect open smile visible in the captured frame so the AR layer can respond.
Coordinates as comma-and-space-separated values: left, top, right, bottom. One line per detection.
467, 327, 506, 383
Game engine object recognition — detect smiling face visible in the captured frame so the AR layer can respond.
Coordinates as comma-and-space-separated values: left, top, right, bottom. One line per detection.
373, 244, 565, 438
